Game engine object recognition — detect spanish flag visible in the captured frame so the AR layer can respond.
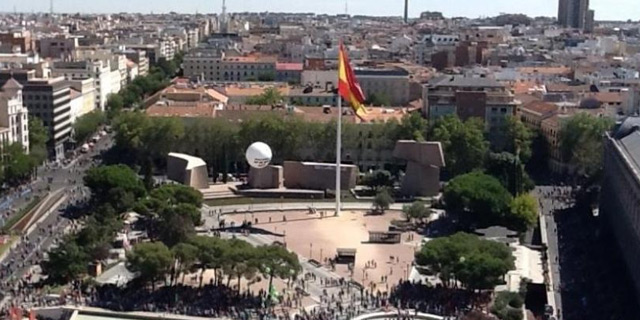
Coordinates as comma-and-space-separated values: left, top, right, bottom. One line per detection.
338, 43, 367, 119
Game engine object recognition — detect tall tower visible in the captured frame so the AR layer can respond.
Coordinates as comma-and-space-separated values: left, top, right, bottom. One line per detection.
220, 0, 228, 33
49, 0, 53, 15
404, 0, 409, 24
345, 0, 348, 15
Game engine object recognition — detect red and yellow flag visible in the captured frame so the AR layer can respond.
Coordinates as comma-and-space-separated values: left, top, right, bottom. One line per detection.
338, 43, 366, 119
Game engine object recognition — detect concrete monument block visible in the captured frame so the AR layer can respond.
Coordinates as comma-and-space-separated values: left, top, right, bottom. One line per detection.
167, 153, 209, 189
248, 165, 284, 189
393, 140, 445, 197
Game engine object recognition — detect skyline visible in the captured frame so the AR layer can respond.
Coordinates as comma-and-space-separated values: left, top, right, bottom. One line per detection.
1, 0, 639, 21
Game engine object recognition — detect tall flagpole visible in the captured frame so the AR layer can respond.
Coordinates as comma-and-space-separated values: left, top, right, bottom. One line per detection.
335, 92, 342, 216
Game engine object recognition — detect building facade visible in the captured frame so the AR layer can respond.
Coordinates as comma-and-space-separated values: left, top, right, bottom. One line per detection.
601, 119, 640, 308
0, 79, 29, 152
423, 75, 520, 130
23, 77, 72, 160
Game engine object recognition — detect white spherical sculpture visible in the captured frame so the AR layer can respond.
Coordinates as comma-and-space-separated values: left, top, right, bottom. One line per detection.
245, 142, 273, 169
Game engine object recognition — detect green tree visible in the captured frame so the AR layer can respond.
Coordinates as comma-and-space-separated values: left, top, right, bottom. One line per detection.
3, 143, 34, 184
258, 244, 301, 302
402, 201, 430, 223
509, 194, 539, 232
41, 240, 89, 283
430, 115, 489, 176
126, 242, 174, 288
84, 165, 146, 211
415, 232, 514, 290
190, 236, 227, 286
73, 110, 106, 143
172, 242, 199, 285
28, 116, 48, 165
361, 169, 393, 191
372, 188, 394, 214
491, 291, 525, 320
492, 116, 533, 163
395, 113, 427, 141
485, 152, 534, 196
245, 88, 284, 105
559, 113, 613, 178
443, 171, 513, 228
107, 93, 124, 112
366, 92, 392, 106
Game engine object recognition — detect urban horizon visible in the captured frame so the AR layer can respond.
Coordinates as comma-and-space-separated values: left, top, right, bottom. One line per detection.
0, 0, 638, 21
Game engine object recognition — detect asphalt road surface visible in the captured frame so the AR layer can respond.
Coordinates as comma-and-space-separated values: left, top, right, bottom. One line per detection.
0, 134, 113, 309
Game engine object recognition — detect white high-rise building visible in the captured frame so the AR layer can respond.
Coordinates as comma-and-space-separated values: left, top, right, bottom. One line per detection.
0, 78, 30, 153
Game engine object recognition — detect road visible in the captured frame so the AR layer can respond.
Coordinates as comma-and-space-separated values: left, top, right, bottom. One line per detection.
535, 185, 572, 320
0, 133, 114, 309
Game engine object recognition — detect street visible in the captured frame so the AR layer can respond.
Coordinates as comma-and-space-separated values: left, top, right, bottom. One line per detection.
0, 133, 114, 309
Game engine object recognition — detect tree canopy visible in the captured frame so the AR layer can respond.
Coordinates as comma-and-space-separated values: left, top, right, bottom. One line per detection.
415, 232, 514, 290
485, 152, 534, 196
509, 194, 538, 232
430, 115, 489, 176
245, 88, 284, 105
74, 110, 106, 143
127, 242, 174, 287
84, 165, 146, 212
372, 188, 394, 214
402, 201, 430, 222
559, 113, 613, 178
444, 171, 513, 228
361, 169, 393, 191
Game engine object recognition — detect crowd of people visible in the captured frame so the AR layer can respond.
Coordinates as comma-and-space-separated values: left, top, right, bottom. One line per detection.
549, 187, 640, 320
90, 283, 264, 318
389, 281, 487, 317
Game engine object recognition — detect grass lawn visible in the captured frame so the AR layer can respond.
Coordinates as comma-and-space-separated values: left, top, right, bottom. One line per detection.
0, 235, 17, 257
1, 196, 41, 233
205, 192, 366, 207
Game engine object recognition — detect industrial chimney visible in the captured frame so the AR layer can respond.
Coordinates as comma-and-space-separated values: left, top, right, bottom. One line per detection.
404, 0, 408, 24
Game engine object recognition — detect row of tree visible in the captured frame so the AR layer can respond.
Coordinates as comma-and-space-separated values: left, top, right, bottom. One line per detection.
128, 237, 301, 293
106, 52, 184, 117
110, 110, 426, 179
73, 110, 106, 143
43, 164, 302, 291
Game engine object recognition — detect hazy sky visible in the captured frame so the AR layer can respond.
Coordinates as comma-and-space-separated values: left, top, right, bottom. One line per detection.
3, 0, 639, 21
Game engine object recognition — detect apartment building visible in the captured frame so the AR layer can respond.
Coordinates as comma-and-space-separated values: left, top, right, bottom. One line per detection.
355, 68, 411, 106
22, 77, 72, 160
52, 59, 120, 111
122, 50, 149, 76
423, 75, 520, 130
63, 78, 97, 122
183, 51, 277, 82
0, 79, 29, 152
0, 30, 33, 53
38, 36, 79, 59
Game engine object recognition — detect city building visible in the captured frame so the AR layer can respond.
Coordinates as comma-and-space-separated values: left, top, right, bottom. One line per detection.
37, 36, 79, 59
63, 78, 96, 122
601, 117, 640, 308
22, 77, 72, 160
0, 30, 33, 53
183, 51, 277, 82
0, 78, 29, 152
423, 75, 520, 130
52, 59, 120, 111
122, 50, 149, 76
558, 0, 591, 30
